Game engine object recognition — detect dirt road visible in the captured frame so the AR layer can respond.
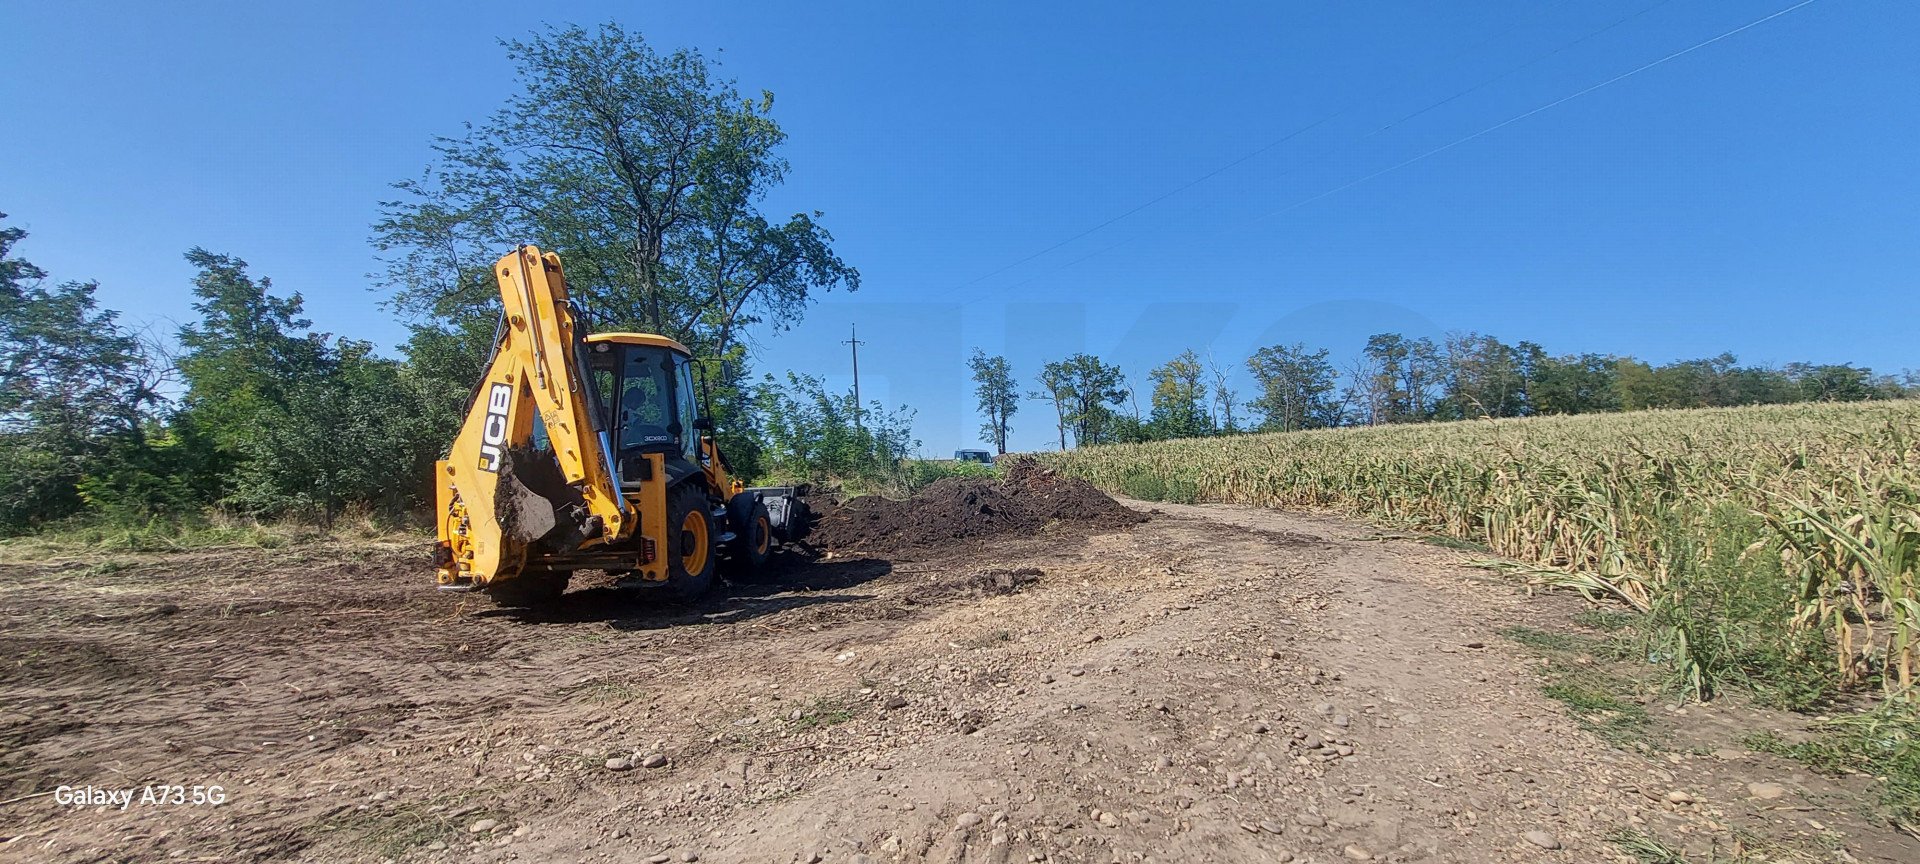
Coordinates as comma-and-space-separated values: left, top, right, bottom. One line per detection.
2, 496, 1913, 863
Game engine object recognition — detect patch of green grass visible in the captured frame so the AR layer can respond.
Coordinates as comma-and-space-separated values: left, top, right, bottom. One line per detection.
2, 521, 297, 556
1114, 468, 1162, 502
1574, 608, 1638, 632
562, 677, 645, 704
1608, 829, 1688, 864
316, 798, 474, 859
0, 511, 430, 562
80, 559, 137, 577
1544, 671, 1652, 746
789, 697, 856, 731
1421, 534, 1491, 553
1500, 625, 1602, 654
899, 458, 999, 493
961, 629, 1018, 649
1477, 509, 1847, 713
1499, 626, 1653, 747
1744, 706, 1920, 828
1115, 467, 1198, 504
785, 458, 1003, 500
1605, 827, 1823, 864
1634, 504, 1845, 710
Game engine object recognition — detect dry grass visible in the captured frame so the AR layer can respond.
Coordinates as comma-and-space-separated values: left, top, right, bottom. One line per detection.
0, 509, 427, 563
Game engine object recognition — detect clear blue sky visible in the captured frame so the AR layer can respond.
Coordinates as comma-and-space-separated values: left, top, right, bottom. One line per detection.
4, 1, 1915, 454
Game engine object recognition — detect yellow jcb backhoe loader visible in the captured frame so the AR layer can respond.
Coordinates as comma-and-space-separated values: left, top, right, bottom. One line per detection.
430, 246, 808, 604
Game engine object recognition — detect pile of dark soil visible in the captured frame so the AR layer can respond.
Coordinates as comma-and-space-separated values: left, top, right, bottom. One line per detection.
809, 457, 1145, 553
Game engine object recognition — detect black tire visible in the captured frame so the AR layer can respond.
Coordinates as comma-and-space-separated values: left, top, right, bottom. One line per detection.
662, 483, 718, 602
486, 572, 570, 607
725, 495, 775, 579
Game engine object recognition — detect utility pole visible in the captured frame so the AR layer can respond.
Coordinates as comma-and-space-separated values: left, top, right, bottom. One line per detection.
844, 323, 865, 432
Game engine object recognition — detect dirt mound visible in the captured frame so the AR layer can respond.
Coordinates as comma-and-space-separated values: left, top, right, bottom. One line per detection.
810, 457, 1145, 553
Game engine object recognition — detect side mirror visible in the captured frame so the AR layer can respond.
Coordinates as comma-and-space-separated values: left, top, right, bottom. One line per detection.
692, 417, 715, 432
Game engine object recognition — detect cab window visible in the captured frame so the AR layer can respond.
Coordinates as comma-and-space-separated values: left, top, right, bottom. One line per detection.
676, 358, 702, 461
618, 349, 675, 451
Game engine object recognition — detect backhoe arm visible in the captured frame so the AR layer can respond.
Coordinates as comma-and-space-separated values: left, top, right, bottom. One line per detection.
434, 246, 627, 589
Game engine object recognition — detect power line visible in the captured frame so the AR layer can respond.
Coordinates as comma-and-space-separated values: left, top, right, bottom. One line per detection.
987, 0, 1822, 298
1254, 0, 1823, 222
1368, 0, 1677, 137
950, 1, 1579, 294
969, 0, 1678, 304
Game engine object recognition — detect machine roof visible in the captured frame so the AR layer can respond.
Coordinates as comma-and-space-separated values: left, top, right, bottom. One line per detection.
584, 332, 694, 356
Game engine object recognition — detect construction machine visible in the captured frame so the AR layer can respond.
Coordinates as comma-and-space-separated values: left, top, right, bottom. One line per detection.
431, 246, 808, 604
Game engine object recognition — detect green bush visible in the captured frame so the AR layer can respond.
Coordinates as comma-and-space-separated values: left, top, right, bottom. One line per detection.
1116, 467, 1197, 504
1638, 503, 1843, 709
898, 459, 996, 494
751, 371, 918, 490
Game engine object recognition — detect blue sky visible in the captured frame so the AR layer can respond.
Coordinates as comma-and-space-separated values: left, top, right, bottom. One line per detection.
4, 1, 1915, 454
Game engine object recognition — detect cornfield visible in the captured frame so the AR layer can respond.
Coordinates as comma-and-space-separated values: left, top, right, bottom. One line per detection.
1036, 401, 1920, 701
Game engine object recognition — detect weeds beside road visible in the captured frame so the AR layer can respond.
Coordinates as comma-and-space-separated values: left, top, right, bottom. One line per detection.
1040, 401, 1920, 705
1041, 400, 1920, 832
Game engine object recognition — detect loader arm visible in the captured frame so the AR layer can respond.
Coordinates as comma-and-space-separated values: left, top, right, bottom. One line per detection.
434, 246, 628, 589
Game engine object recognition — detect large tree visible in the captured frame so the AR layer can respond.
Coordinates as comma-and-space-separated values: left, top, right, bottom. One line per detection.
1246, 342, 1340, 432
967, 350, 1018, 454
1205, 352, 1240, 434
1034, 354, 1129, 448
1035, 364, 1072, 451
1147, 350, 1211, 439
176, 251, 438, 520
373, 23, 858, 440
1363, 333, 1442, 422
1528, 351, 1620, 415
0, 215, 159, 531
1789, 363, 1881, 403
175, 249, 316, 454
1437, 332, 1526, 420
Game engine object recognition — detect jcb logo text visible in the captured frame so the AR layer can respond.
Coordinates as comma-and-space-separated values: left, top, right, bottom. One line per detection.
478, 383, 512, 472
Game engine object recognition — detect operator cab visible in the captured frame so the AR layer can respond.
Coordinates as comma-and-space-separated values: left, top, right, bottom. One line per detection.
584, 333, 706, 488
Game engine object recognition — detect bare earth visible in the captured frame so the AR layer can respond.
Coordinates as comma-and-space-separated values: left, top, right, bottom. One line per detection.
2, 500, 1915, 863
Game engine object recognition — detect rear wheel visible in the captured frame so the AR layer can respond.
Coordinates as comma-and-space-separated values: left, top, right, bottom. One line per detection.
725, 495, 775, 579
663, 483, 718, 602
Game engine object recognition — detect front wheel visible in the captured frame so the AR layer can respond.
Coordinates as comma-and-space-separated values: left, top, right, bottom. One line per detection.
662, 483, 718, 602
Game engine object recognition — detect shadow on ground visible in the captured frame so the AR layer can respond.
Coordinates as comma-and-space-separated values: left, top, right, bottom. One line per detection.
478, 552, 894, 631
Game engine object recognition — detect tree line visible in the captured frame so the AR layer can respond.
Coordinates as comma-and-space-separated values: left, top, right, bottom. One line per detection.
968, 335, 1918, 451
0, 210, 921, 534
0, 24, 895, 535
